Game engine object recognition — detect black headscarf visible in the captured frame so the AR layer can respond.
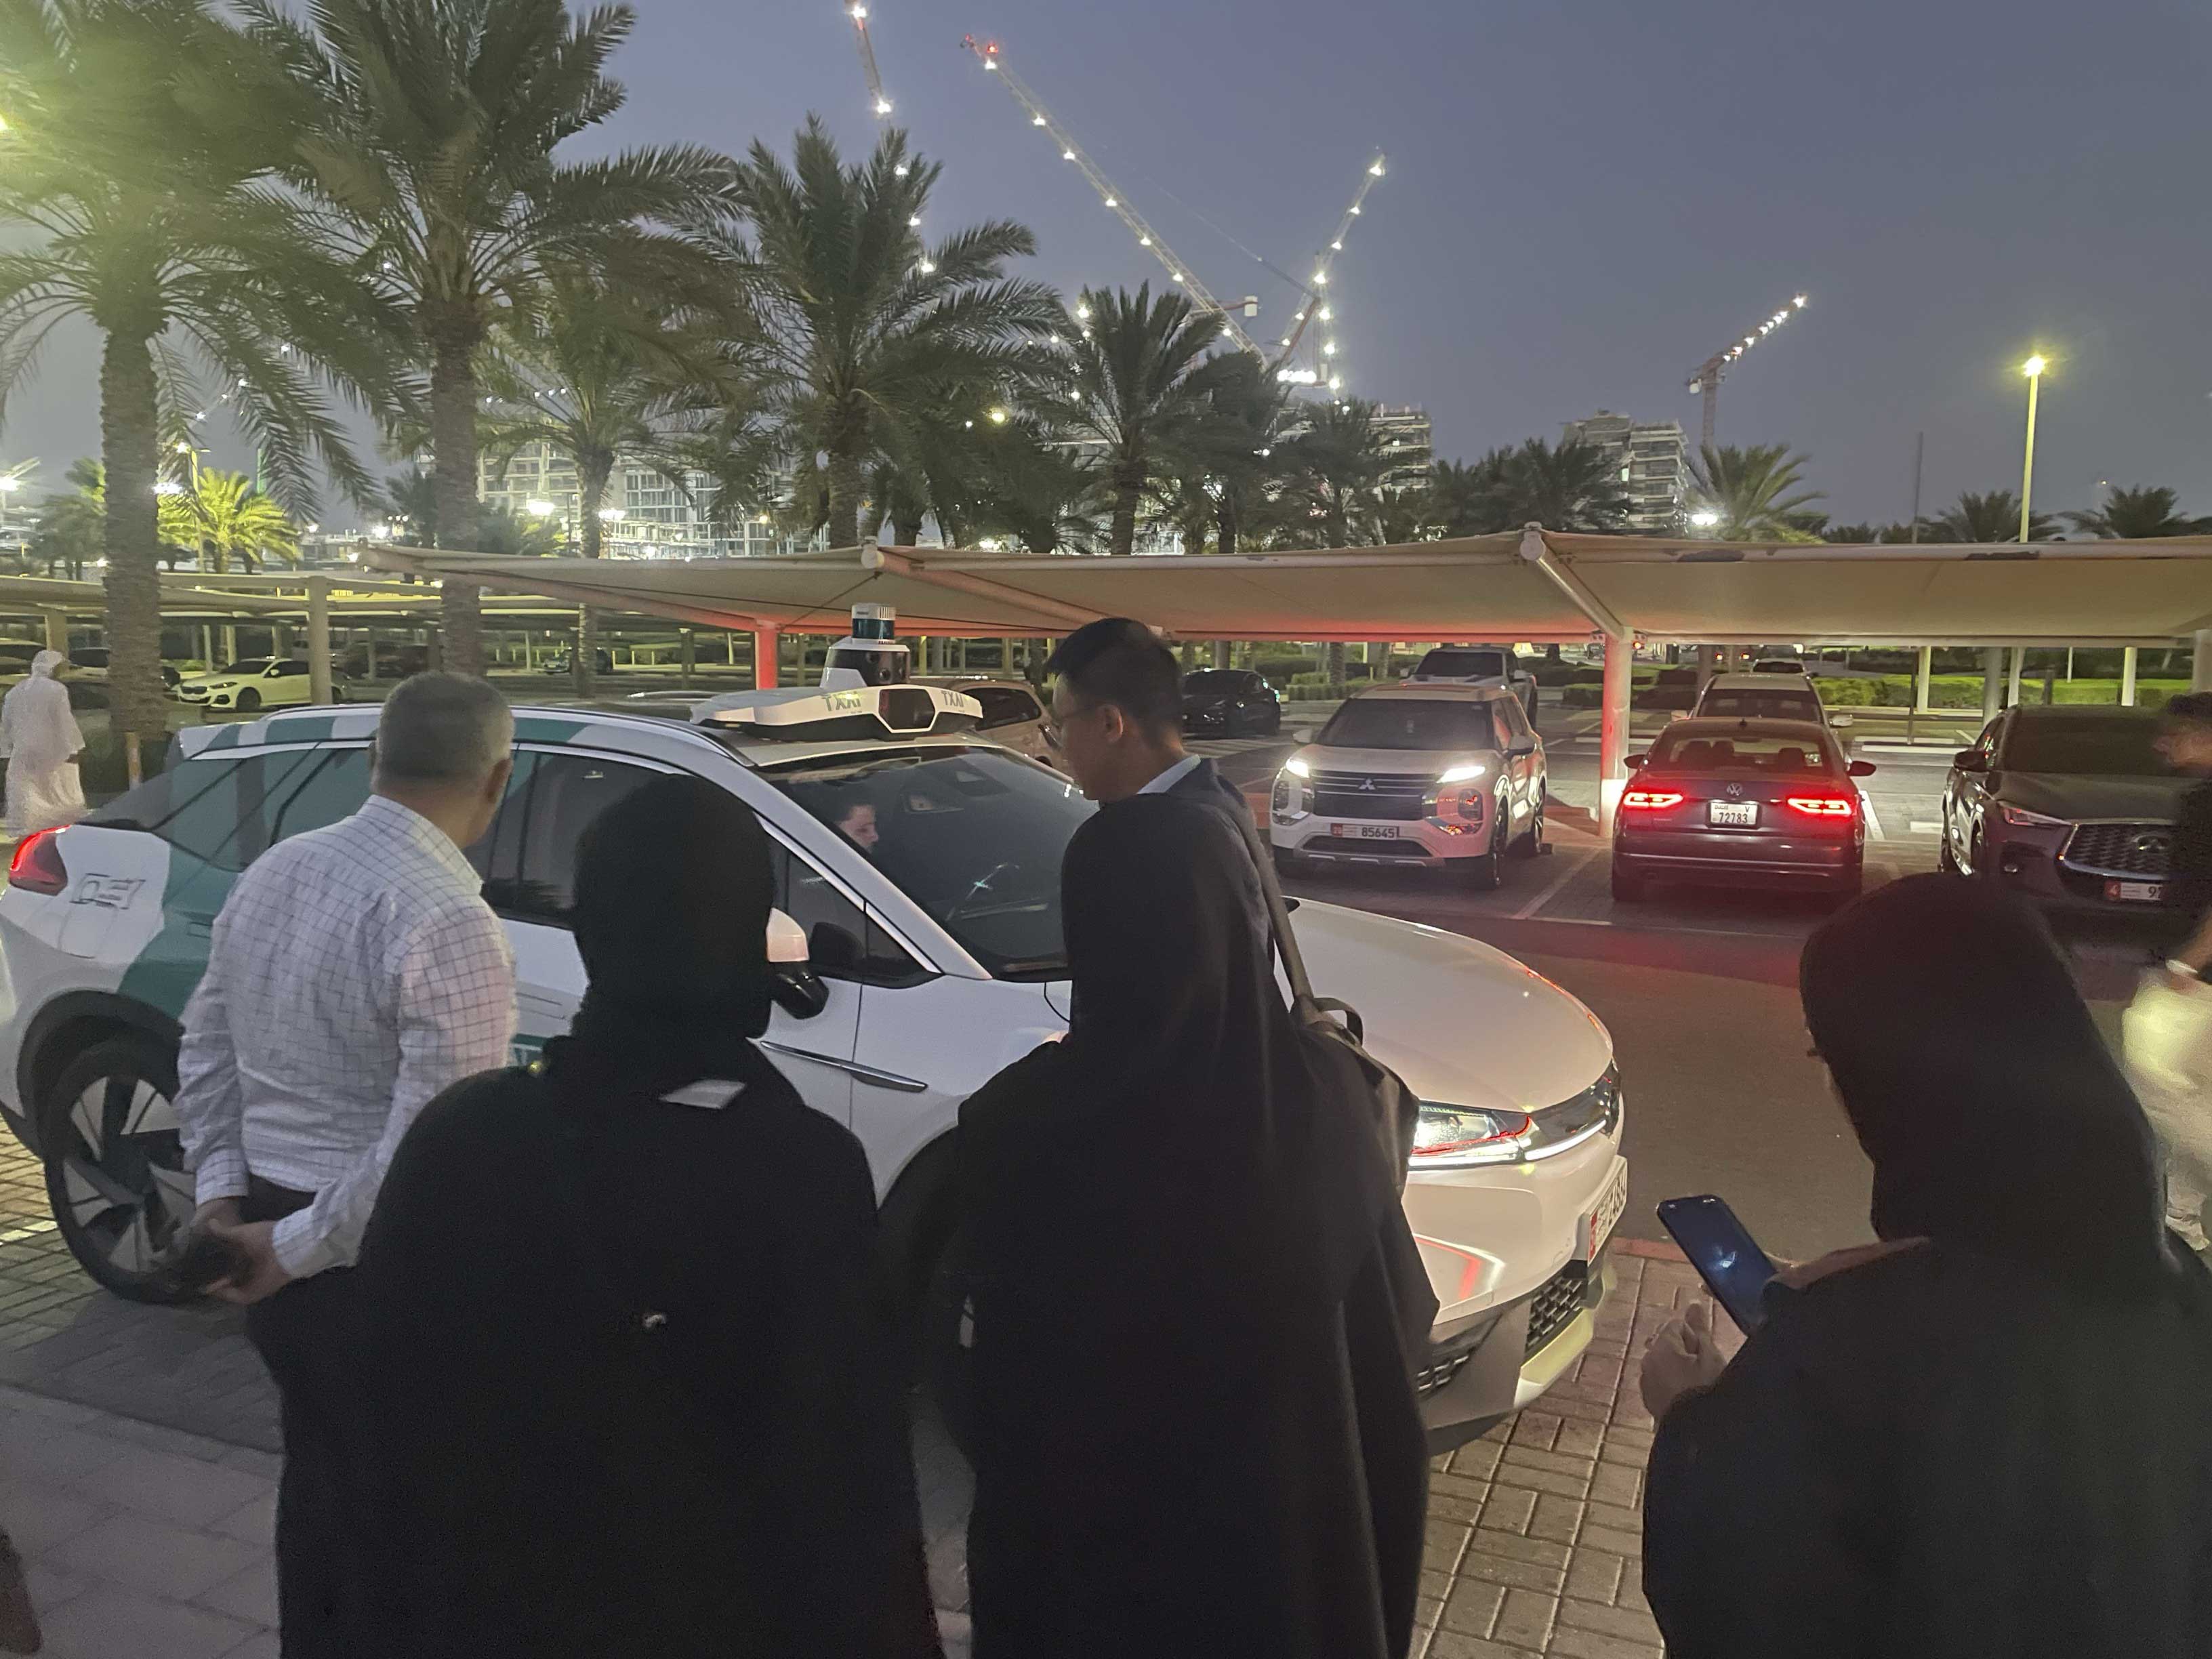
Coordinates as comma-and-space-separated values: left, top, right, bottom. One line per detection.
1801, 874, 2175, 1290
554, 774, 779, 1101
968, 792, 1399, 1370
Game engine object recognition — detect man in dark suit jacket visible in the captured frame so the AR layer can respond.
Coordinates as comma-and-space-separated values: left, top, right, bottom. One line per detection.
1044, 619, 1268, 931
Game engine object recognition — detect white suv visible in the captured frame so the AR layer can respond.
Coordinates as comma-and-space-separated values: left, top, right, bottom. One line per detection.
0, 687, 1621, 1450
1271, 684, 1548, 890
1693, 671, 1853, 739
1406, 645, 1540, 713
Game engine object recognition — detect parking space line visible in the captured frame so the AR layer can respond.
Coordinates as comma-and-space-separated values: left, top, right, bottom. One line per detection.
1512, 848, 1593, 920
1858, 793, 1885, 841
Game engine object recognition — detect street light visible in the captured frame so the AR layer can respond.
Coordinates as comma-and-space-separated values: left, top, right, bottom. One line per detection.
1689, 510, 1721, 530
525, 498, 556, 516
2019, 354, 2048, 543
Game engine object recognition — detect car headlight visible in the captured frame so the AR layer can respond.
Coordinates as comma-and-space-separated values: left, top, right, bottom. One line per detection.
1999, 803, 2069, 828
1410, 1102, 1535, 1168
1284, 756, 1311, 779
1437, 762, 1486, 784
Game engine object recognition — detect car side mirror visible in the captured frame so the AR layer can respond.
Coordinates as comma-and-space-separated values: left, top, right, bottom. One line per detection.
1625, 752, 1647, 769
1953, 750, 1986, 773
766, 907, 829, 1019
1828, 712, 1853, 729
1847, 759, 1877, 777
1510, 741, 1537, 758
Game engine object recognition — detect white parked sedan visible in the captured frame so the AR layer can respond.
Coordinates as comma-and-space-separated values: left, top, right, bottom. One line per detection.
0, 684, 1623, 1450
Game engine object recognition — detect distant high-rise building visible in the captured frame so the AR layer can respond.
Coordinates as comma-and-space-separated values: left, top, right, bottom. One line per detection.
1370, 405, 1433, 493
1558, 411, 1689, 533
477, 443, 796, 556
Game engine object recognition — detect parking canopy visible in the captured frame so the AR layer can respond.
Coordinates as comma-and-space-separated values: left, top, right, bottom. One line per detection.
362, 528, 2212, 647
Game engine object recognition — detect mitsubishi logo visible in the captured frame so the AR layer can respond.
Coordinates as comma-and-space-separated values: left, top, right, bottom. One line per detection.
1358, 777, 1376, 792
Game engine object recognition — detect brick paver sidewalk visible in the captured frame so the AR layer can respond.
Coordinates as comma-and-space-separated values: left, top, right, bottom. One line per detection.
3, 1135, 1689, 1656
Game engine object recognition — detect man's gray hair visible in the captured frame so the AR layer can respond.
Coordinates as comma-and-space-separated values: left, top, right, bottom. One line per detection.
372, 672, 513, 785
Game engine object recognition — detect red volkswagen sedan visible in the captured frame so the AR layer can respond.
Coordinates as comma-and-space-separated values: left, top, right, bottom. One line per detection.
1612, 718, 1875, 903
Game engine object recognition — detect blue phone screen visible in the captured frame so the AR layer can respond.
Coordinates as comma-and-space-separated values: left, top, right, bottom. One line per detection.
1658, 1196, 1779, 1332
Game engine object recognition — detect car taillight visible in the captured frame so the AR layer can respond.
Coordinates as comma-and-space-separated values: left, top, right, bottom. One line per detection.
7, 828, 67, 895
1621, 790, 1684, 811
1784, 795, 1856, 818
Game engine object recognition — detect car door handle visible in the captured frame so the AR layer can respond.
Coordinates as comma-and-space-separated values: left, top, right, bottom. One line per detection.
759, 1042, 929, 1093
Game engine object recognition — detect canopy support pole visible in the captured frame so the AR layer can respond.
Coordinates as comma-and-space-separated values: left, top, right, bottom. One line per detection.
1599, 634, 1633, 838
308, 577, 332, 705
2195, 630, 2212, 693
2007, 647, 2025, 708
1982, 649, 2005, 718
2121, 647, 2139, 707
1914, 647, 1933, 712
754, 626, 779, 691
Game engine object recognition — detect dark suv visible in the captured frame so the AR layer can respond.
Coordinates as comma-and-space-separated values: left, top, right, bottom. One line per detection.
1181, 668, 1282, 736
1940, 705, 2189, 912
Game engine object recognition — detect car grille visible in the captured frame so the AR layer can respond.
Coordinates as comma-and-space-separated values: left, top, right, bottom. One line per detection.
1302, 836, 1431, 860
1309, 769, 1429, 822
2060, 821, 2175, 879
1524, 1261, 1589, 1358
1416, 1316, 1498, 1399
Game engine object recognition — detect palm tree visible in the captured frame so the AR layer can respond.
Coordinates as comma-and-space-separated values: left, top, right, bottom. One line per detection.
1689, 444, 1826, 542
478, 267, 740, 692
2063, 485, 2211, 539
169, 468, 298, 571
1498, 438, 1631, 533
27, 459, 104, 577
1431, 451, 1516, 537
1934, 490, 2055, 543
733, 119, 1059, 552
1278, 399, 1394, 549
380, 464, 438, 543
253, 0, 737, 675
0, 0, 401, 754
1159, 351, 1292, 556
1059, 284, 1235, 556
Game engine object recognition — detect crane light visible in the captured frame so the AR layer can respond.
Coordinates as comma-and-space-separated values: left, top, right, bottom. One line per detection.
875, 98, 893, 115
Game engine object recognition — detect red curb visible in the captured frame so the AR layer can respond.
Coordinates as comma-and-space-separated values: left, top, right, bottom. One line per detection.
1613, 1237, 1689, 1263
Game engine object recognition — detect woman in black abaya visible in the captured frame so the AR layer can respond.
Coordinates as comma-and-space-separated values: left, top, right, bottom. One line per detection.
358, 777, 940, 1659
959, 793, 1437, 1659
1643, 875, 2212, 1659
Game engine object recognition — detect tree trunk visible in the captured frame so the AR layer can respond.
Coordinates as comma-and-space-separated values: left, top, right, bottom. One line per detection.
429, 335, 485, 675
573, 457, 611, 697
825, 449, 863, 550
101, 331, 167, 754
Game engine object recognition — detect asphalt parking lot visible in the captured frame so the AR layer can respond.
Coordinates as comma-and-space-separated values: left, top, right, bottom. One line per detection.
1202, 711, 2156, 1263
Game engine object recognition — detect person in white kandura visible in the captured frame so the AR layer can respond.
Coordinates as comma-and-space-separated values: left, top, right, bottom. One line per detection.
173, 671, 518, 1659
0, 649, 86, 838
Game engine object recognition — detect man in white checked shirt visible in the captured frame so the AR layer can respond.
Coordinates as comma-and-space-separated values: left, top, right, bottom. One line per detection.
175, 672, 518, 1657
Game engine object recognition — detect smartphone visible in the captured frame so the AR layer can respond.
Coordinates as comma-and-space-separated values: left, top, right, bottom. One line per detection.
150, 1229, 251, 1298
1656, 1195, 1778, 1333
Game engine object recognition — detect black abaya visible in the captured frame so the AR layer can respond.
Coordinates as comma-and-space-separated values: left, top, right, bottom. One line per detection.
960, 794, 1434, 1659
356, 777, 940, 1658
1646, 876, 2212, 1658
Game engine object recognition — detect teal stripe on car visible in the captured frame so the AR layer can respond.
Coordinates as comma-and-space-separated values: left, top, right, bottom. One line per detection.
512, 716, 588, 744
115, 853, 235, 1021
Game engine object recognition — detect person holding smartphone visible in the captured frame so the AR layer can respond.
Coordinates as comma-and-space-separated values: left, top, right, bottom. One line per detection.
1639, 876, 2212, 1659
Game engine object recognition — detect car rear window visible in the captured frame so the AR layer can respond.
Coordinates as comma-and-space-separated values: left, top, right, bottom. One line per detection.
1183, 670, 1246, 691
1414, 649, 1507, 680
2001, 717, 2170, 777
1700, 689, 1822, 721
1647, 731, 1837, 775
1318, 698, 1499, 751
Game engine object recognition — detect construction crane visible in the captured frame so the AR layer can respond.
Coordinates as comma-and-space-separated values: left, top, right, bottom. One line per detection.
845, 3, 893, 118
1685, 292, 1808, 447
1270, 152, 1386, 393
962, 35, 1263, 357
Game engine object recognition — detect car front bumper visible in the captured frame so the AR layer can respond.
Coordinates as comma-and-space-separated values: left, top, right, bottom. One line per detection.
1272, 809, 1498, 863
1418, 1248, 1617, 1452
1981, 824, 2175, 916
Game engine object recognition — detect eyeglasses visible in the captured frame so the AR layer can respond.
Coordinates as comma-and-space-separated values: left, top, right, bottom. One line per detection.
1043, 700, 1099, 747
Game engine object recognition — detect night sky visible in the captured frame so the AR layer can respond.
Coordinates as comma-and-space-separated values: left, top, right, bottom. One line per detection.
10, 0, 2211, 529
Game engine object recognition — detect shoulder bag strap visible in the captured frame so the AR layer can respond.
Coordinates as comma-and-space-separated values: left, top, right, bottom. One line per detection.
1225, 794, 1323, 1016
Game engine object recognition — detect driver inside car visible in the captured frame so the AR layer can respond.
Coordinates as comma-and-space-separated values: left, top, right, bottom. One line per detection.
836, 801, 881, 852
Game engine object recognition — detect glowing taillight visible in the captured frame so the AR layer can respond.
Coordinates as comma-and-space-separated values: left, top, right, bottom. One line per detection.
7, 828, 67, 895
1621, 790, 1685, 811
1784, 795, 1856, 818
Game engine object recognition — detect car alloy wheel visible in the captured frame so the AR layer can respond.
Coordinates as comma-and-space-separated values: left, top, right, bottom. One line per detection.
42, 1036, 196, 1303
236, 687, 261, 712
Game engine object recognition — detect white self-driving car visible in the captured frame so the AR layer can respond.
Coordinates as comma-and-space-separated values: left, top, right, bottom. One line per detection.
0, 682, 1621, 1449
1271, 684, 1548, 890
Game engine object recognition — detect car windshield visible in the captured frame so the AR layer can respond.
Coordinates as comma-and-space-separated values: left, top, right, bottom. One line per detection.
2002, 717, 2171, 777
1415, 649, 1507, 679
1700, 688, 1821, 721
1318, 698, 1497, 751
1183, 670, 1246, 691
220, 659, 272, 676
1647, 730, 1837, 775
768, 745, 1094, 979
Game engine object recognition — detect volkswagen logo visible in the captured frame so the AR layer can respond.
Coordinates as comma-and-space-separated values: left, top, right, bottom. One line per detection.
2135, 832, 2172, 859
1724, 782, 1744, 799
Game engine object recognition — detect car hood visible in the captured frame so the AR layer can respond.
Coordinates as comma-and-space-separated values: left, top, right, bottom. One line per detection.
1994, 772, 2190, 822
1041, 900, 1612, 1111
180, 675, 241, 690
